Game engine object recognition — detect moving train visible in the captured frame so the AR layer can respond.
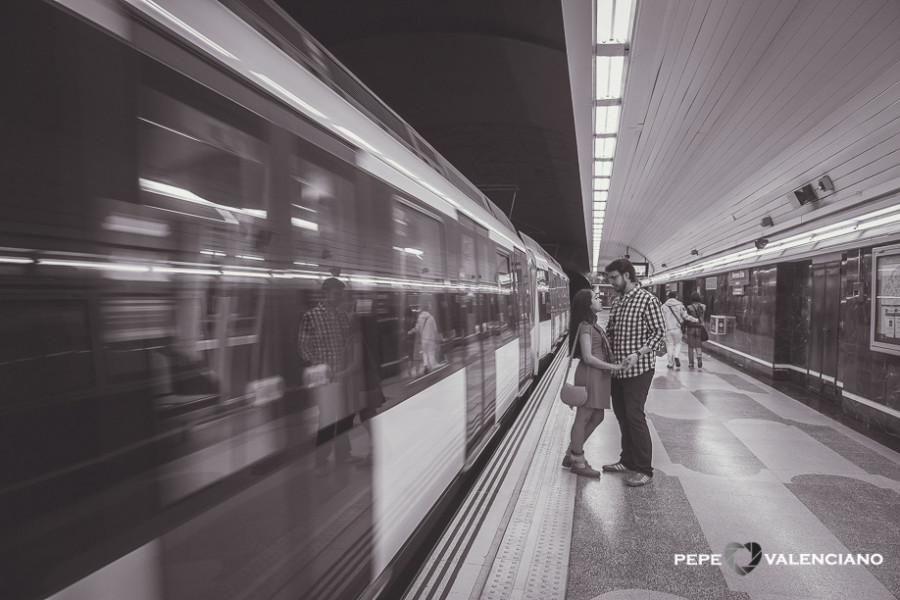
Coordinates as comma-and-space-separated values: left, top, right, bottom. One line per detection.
0, 1, 569, 599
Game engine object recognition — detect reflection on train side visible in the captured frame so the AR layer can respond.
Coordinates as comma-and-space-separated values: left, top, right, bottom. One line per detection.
0, 4, 567, 599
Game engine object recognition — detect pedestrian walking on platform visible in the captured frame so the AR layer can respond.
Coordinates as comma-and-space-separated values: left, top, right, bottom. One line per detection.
562, 288, 623, 477
684, 291, 707, 369
602, 259, 666, 487
661, 290, 697, 369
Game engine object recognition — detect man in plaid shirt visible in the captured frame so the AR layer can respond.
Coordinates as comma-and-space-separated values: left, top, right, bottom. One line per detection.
299, 277, 351, 471
602, 259, 665, 487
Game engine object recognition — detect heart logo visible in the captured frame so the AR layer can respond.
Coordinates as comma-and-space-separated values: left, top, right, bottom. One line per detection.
723, 542, 762, 576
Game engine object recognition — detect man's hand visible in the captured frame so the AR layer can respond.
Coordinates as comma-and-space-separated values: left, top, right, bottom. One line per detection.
624, 353, 640, 369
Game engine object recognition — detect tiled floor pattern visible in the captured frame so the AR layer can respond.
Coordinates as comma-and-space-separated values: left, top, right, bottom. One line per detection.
567, 350, 900, 600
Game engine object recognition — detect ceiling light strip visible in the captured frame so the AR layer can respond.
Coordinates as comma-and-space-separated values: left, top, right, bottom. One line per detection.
591, 0, 634, 270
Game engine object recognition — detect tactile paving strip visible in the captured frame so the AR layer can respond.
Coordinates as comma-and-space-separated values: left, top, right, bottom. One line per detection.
402, 349, 569, 600
482, 394, 577, 600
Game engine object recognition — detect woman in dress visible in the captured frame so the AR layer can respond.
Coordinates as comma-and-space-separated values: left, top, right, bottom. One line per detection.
563, 288, 622, 477
684, 291, 707, 369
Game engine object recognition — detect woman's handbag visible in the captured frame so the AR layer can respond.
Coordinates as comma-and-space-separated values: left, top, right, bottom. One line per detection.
560, 342, 587, 408
700, 325, 710, 342
668, 304, 687, 334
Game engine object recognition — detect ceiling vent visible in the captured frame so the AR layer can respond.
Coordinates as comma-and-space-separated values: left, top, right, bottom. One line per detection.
793, 184, 818, 206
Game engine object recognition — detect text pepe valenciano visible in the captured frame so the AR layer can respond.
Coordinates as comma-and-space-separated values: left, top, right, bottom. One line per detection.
674, 552, 884, 566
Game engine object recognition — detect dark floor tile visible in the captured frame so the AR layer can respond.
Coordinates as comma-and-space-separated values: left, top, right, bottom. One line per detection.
715, 373, 766, 394
692, 390, 783, 421
740, 374, 900, 454
787, 474, 900, 599
789, 423, 900, 482
653, 373, 685, 389
569, 473, 744, 600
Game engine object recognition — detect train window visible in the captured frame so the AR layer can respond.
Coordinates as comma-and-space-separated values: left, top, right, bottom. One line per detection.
0, 299, 93, 402
460, 230, 478, 284
393, 201, 450, 384
459, 215, 489, 285
537, 269, 551, 322
392, 200, 447, 281
497, 251, 516, 337
291, 146, 358, 273
137, 88, 267, 246
101, 297, 175, 385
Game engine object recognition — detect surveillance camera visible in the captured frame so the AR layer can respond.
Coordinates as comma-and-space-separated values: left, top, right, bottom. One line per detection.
754, 238, 769, 250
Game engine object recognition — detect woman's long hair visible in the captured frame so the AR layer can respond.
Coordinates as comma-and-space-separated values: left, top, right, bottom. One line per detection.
568, 288, 596, 357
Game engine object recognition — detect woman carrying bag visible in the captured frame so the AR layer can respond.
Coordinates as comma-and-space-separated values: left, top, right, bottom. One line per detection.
562, 288, 623, 477
684, 291, 708, 369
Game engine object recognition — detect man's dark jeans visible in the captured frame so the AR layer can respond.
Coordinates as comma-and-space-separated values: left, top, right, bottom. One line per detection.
610, 369, 655, 476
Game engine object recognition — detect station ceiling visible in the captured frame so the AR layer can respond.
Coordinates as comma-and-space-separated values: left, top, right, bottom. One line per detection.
275, 0, 900, 281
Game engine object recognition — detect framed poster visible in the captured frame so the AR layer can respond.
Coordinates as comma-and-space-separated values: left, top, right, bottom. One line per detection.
871, 243, 900, 356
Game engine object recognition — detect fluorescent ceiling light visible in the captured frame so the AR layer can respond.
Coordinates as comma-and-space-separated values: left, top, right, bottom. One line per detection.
596, 0, 634, 43
593, 191, 608, 202
594, 136, 616, 159
595, 56, 624, 99
593, 161, 613, 177
594, 178, 610, 191
863, 212, 900, 229
594, 105, 621, 135
655, 204, 900, 282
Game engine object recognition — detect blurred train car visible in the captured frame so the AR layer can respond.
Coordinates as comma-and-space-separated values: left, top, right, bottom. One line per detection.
0, 1, 568, 599
520, 233, 569, 365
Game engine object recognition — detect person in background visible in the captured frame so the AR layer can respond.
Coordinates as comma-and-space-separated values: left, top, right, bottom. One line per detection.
684, 291, 707, 369
602, 258, 666, 487
562, 288, 623, 477
408, 298, 439, 375
661, 290, 698, 370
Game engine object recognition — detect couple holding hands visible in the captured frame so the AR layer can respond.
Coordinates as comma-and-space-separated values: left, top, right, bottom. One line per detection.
564, 259, 665, 487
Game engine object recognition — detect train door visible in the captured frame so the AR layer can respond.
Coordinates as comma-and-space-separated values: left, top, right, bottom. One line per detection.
808, 260, 841, 398
514, 248, 532, 390
527, 251, 539, 375
459, 216, 494, 453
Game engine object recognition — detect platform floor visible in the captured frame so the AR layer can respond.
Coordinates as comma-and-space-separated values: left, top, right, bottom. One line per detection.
404, 317, 900, 600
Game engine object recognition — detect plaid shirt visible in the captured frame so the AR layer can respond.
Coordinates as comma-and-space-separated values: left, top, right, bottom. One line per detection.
607, 285, 665, 378
298, 303, 349, 379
